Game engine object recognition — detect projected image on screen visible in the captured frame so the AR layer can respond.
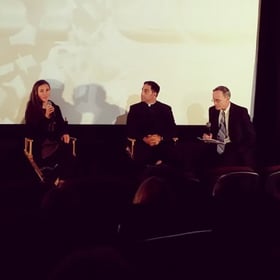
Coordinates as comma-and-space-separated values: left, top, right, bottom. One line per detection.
0, 0, 259, 125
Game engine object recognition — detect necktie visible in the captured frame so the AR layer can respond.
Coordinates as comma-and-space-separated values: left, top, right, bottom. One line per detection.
217, 111, 226, 154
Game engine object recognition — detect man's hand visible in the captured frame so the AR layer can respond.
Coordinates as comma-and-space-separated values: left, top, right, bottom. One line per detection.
202, 133, 213, 140
143, 134, 162, 146
61, 134, 70, 144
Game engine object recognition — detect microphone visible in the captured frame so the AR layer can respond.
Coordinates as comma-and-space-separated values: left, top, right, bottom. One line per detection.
206, 122, 211, 135
47, 100, 55, 119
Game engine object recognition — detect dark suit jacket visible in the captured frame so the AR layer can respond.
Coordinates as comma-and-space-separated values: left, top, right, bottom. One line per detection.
127, 101, 177, 141
209, 102, 256, 166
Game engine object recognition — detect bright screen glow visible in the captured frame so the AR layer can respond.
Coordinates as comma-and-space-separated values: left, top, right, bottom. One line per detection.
0, 0, 260, 125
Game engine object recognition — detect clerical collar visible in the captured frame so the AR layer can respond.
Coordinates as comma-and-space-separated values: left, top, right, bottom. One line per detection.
146, 101, 156, 107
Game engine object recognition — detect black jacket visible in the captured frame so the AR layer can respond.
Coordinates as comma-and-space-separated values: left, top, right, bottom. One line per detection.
25, 100, 68, 144
209, 102, 256, 165
127, 101, 177, 142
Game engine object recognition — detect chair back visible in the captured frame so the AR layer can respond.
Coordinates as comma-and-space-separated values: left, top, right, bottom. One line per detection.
212, 171, 260, 198
264, 170, 280, 201
212, 171, 262, 241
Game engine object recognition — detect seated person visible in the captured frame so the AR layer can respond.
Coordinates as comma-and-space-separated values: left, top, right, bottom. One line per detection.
126, 81, 177, 166
119, 175, 179, 240
201, 85, 256, 170
24, 79, 75, 186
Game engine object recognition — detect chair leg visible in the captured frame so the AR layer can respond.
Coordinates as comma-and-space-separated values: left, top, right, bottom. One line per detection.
26, 155, 45, 182
24, 137, 45, 182
24, 136, 77, 184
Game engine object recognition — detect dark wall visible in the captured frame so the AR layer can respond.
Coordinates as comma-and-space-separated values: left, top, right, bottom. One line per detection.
254, 0, 280, 166
0, 124, 205, 181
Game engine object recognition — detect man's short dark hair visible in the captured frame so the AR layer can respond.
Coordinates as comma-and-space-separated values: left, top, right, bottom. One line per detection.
144, 81, 160, 95
213, 85, 231, 98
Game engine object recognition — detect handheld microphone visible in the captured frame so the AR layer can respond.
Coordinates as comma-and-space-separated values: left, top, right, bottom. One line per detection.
47, 100, 55, 119
42, 100, 52, 109
206, 122, 211, 135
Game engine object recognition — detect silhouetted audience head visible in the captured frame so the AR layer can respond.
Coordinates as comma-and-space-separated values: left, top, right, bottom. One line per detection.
118, 175, 180, 240
132, 175, 176, 208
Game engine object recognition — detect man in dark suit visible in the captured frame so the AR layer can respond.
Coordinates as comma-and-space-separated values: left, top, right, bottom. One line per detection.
202, 85, 256, 168
126, 81, 177, 166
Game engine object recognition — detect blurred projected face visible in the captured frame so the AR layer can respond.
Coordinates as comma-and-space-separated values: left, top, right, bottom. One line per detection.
141, 83, 157, 104
37, 84, 51, 104
212, 90, 230, 111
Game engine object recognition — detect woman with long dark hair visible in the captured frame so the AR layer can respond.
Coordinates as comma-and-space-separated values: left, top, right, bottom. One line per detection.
25, 79, 74, 187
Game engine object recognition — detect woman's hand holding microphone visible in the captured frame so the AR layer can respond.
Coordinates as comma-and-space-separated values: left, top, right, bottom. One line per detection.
44, 101, 55, 119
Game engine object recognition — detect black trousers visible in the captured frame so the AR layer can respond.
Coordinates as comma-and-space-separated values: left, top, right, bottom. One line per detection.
42, 142, 76, 180
133, 140, 177, 166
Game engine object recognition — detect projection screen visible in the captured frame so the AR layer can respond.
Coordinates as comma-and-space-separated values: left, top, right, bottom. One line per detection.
0, 0, 260, 125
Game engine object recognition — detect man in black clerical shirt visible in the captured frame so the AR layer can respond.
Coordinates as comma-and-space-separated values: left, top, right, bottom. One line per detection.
126, 81, 177, 166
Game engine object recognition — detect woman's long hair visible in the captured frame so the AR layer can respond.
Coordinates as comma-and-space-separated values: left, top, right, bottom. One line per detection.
28, 79, 50, 107
25, 79, 51, 124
